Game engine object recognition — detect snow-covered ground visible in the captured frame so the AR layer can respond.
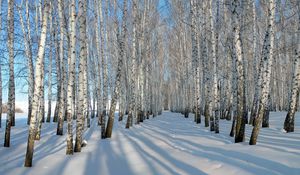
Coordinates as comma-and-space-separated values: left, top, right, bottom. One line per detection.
0, 111, 299, 175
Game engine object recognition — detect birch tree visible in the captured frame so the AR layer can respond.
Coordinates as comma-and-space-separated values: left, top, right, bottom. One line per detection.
46, 3, 53, 123
231, 0, 247, 143
126, 0, 138, 129
53, 16, 60, 123
250, 0, 276, 145
74, 0, 87, 152
190, 0, 201, 124
57, 0, 66, 135
250, 0, 259, 125
210, 0, 219, 133
283, 5, 300, 132
94, 0, 102, 129
66, 0, 76, 155
24, 0, 50, 167
4, 0, 15, 147
101, 0, 109, 136
105, 0, 128, 138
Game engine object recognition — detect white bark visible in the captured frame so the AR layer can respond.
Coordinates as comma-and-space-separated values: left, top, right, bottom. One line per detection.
105, 0, 128, 138
284, 6, 300, 132
250, 0, 259, 125
25, 0, 50, 166
250, 0, 276, 145
66, 0, 76, 154
231, 0, 246, 142
74, 0, 87, 152
4, 0, 15, 147
125, 0, 137, 128
57, 0, 65, 135
190, 0, 201, 124
46, 3, 53, 123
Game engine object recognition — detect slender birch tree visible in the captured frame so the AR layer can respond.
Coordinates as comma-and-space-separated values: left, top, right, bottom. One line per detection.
4, 0, 15, 147
126, 0, 138, 129
46, 3, 53, 123
231, 0, 246, 143
250, 0, 276, 145
283, 5, 300, 132
190, 0, 201, 124
57, 0, 66, 135
74, 0, 87, 152
66, 0, 76, 155
24, 0, 50, 167
105, 0, 128, 138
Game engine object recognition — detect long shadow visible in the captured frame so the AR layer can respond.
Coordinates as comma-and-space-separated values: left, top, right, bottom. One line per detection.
136, 112, 300, 175
123, 131, 183, 175
83, 138, 136, 175
174, 136, 300, 175
127, 129, 208, 175
0, 120, 69, 174
117, 131, 159, 174
142, 122, 232, 145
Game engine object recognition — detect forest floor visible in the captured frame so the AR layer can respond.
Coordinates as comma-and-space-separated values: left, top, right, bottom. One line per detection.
0, 111, 299, 175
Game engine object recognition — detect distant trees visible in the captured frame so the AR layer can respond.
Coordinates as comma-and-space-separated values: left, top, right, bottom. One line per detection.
167, 0, 299, 143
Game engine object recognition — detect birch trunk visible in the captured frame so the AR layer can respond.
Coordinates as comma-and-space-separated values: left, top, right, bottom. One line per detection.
74, 0, 87, 152
284, 8, 300, 132
125, 0, 137, 128
4, 0, 15, 147
24, 0, 50, 166
35, 42, 46, 140
105, 0, 128, 138
231, 0, 246, 143
53, 17, 60, 123
46, 4, 53, 123
57, 0, 65, 135
95, 0, 107, 138
190, 0, 200, 124
94, 0, 102, 129
250, 0, 276, 145
101, 0, 109, 133
24, 1, 35, 126
66, 0, 76, 155
210, 0, 219, 133
250, 0, 259, 125
202, 3, 212, 128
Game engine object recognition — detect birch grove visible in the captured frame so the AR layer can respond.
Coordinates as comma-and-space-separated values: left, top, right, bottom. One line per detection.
0, 0, 299, 168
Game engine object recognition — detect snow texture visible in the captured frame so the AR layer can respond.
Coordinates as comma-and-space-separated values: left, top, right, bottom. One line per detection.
0, 112, 299, 175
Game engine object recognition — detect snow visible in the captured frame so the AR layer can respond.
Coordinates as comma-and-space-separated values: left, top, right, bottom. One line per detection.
0, 111, 299, 175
